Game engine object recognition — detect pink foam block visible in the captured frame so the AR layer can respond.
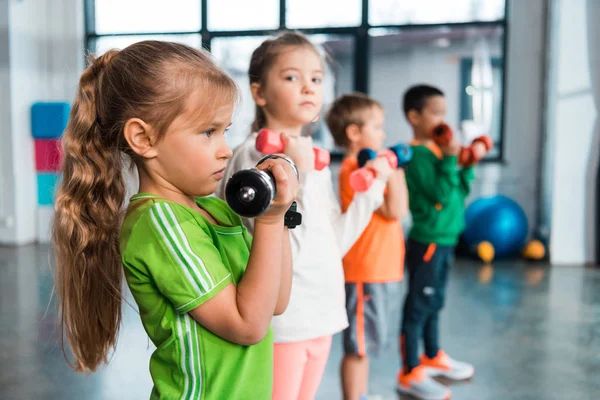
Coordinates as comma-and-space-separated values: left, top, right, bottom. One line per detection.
35, 139, 63, 172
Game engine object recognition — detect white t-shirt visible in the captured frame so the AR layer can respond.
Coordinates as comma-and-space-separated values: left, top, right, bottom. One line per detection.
216, 132, 385, 343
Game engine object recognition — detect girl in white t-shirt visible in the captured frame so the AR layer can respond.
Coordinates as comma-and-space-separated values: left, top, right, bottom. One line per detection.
217, 31, 391, 400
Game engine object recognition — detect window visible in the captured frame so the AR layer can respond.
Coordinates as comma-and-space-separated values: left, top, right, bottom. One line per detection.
95, 0, 201, 34
208, 0, 279, 31
95, 35, 202, 55
86, 0, 508, 160
369, 0, 505, 26
211, 36, 271, 149
460, 57, 504, 159
368, 26, 505, 159
304, 35, 355, 152
286, 0, 362, 28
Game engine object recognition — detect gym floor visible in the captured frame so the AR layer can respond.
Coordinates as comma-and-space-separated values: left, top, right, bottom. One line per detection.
1, 244, 598, 400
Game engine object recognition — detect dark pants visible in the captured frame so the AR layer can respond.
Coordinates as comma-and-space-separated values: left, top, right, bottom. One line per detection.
400, 238, 454, 373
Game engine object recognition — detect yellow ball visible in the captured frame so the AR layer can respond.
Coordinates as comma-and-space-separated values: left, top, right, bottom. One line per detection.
477, 241, 495, 263
523, 240, 545, 260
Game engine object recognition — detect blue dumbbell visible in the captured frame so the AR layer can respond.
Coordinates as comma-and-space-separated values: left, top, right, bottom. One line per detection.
351, 144, 412, 192
357, 143, 412, 168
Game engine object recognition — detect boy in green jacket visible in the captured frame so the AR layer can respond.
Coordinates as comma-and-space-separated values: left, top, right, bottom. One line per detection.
396, 85, 489, 400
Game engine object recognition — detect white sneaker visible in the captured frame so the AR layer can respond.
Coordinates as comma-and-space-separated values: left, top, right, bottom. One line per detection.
420, 350, 475, 380
397, 365, 452, 400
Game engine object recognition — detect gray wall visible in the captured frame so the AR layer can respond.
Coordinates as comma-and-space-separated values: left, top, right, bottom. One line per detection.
546, 0, 599, 264
469, 0, 546, 236
0, 0, 84, 244
0, 0, 17, 239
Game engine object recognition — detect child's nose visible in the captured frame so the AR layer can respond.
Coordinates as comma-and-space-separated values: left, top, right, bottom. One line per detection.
302, 80, 316, 94
219, 142, 233, 159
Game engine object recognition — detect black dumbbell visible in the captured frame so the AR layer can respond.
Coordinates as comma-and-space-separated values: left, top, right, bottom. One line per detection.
225, 155, 301, 227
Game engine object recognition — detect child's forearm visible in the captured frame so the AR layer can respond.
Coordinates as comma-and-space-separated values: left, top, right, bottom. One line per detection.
187, 220, 284, 346
397, 169, 409, 217
274, 227, 292, 315
376, 169, 408, 219
235, 220, 284, 341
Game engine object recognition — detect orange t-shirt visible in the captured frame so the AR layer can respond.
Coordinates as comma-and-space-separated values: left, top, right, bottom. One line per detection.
339, 157, 405, 283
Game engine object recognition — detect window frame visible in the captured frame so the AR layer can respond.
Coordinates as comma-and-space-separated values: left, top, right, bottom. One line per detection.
84, 0, 509, 162
460, 57, 505, 160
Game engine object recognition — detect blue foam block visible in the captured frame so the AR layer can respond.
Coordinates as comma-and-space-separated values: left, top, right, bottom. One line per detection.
37, 173, 60, 205
31, 102, 70, 139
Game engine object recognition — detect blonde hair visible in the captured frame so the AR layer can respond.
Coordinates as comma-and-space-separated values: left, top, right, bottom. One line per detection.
248, 31, 320, 132
326, 92, 383, 148
52, 41, 237, 372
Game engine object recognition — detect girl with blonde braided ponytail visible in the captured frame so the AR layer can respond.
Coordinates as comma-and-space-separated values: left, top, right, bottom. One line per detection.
53, 41, 298, 399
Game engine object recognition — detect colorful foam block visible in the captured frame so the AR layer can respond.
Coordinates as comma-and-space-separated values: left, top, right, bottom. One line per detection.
31, 102, 70, 139
37, 173, 60, 205
35, 139, 63, 172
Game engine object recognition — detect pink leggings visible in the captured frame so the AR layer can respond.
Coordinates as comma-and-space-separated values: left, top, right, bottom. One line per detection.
272, 335, 333, 400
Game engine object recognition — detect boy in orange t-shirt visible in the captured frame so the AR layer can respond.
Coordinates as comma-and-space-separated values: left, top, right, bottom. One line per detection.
326, 93, 409, 400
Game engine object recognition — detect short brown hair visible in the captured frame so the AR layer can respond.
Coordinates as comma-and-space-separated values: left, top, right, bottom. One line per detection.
326, 93, 382, 148
402, 84, 444, 117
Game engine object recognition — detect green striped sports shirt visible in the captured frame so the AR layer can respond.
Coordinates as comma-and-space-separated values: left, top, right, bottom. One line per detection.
120, 194, 273, 400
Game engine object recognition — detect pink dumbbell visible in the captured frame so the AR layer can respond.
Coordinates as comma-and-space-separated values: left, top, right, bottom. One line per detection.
349, 149, 399, 192
255, 128, 330, 171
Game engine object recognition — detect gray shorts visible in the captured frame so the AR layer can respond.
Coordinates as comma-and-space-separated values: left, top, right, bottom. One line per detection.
343, 282, 389, 357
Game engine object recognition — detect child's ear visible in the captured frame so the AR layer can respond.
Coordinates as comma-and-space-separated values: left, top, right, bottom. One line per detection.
407, 109, 421, 126
124, 118, 158, 159
250, 83, 267, 107
345, 123, 361, 144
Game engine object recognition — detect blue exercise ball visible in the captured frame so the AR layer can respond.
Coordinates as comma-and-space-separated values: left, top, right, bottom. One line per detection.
463, 195, 528, 258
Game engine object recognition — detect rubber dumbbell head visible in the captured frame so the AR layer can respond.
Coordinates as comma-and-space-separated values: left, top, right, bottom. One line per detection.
225, 169, 275, 218
256, 128, 284, 153
357, 148, 397, 169
313, 147, 330, 171
432, 123, 453, 146
225, 154, 298, 218
472, 135, 493, 151
357, 148, 378, 168
351, 148, 378, 192
459, 135, 493, 166
466, 135, 493, 165
388, 143, 413, 167
349, 169, 375, 193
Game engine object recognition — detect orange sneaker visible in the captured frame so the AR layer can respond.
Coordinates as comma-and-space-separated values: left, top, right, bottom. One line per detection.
420, 350, 475, 380
396, 365, 452, 400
